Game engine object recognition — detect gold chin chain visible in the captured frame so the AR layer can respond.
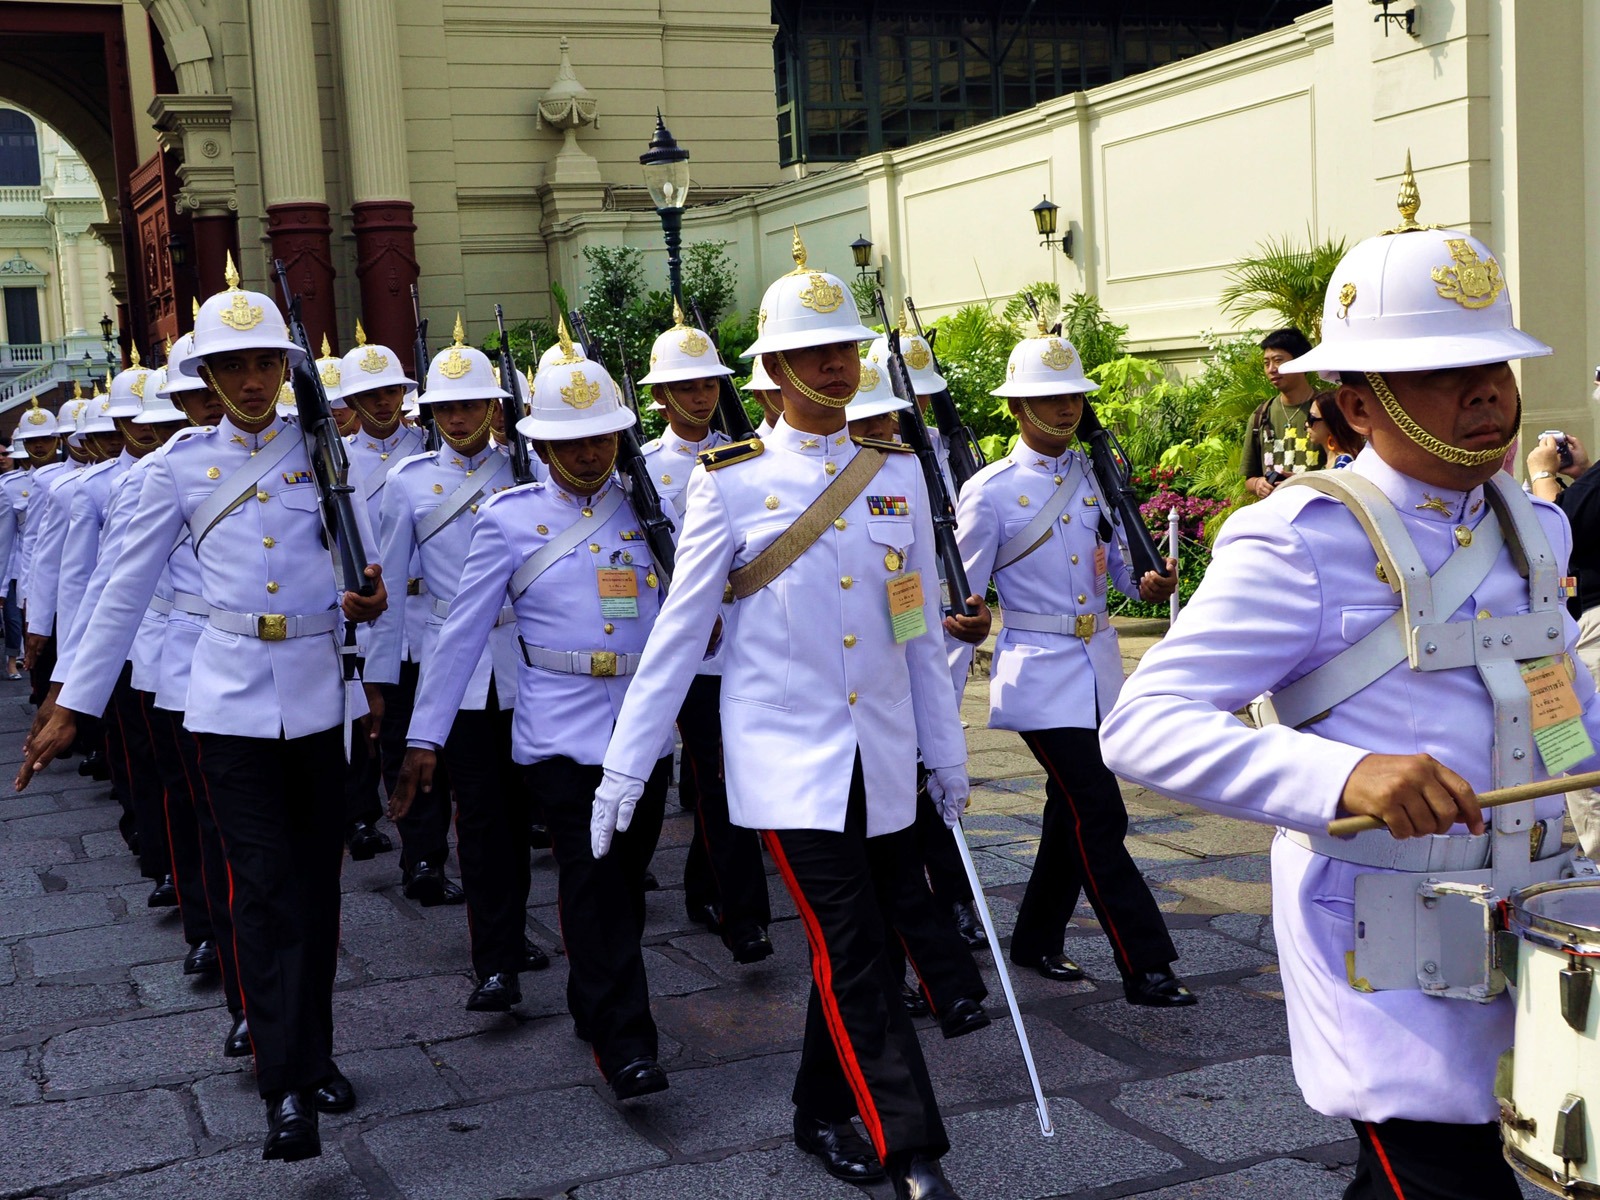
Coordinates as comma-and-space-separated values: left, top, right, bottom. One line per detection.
1021, 400, 1080, 440
350, 397, 402, 438
440, 404, 494, 453
544, 439, 618, 492
657, 383, 713, 429
202, 361, 287, 428
119, 421, 161, 451
775, 352, 855, 409
1366, 371, 1519, 468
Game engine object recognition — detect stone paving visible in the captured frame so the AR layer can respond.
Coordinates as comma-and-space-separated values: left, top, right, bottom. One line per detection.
0, 632, 1546, 1199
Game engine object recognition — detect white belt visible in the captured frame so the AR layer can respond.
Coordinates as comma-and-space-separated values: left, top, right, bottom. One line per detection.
1002, 608, 1109, 641
147, 595, 172, 616
518, 642, 640, 678
430, 595, 516, 627
1283, 817, 1566, 872
171, 591, 210, 617
208, 608, 341, 642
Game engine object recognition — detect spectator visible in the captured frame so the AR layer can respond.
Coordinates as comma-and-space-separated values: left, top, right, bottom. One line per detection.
1241, 328, 1328, 497
1306, 395, 1364, 468
1527, 425, 1600, 858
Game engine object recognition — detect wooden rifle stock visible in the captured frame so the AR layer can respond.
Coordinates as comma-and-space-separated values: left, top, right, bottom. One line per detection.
492, 304, 536, 485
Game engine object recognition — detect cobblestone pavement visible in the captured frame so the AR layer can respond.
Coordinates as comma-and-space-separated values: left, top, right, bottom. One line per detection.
0, 634, 1544, 1199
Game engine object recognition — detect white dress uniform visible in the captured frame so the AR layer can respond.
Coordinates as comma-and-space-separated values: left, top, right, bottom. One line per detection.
24, 461, 88, 637
346, 425, 426, 653
17, 460, 69, 608
54, 452, 143, 679
51, 451, 131, 662
0, 469, 23, 589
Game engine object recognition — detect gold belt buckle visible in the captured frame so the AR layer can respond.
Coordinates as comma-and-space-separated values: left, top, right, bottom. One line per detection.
257, 613, 288, 641
1074, 613, 1097, 640
589, 650, 618, 677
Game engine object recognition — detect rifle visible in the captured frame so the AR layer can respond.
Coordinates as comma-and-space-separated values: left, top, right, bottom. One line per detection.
873, 290, 974, 618
903, 295, 984, 490
1021, 295, 1166, 580
492, 304, 536, 485
688, 297, 755, 442
566, 309, 676, 585
409, 284, 440, 451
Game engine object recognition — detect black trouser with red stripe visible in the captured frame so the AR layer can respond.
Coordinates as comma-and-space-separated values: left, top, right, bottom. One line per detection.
678, 674, 770, 938
1011, 726, 1175, 976
1345, 1118, 1520, 1199
196, 727, 346, 1099
151, 703, 243, 1016
109, 665, 168, 882
528, 752, 670, 1080
764, 756, 949, 1166
913, 777, 973, 907
881, 805, 985, 1016
446, 686, 531, 979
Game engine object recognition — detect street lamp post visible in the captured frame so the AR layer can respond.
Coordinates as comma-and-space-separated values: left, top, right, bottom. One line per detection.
639, 112, 691, 303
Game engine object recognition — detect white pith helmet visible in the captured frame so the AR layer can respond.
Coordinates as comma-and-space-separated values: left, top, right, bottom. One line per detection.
1283, 156, 1550, 376
742, 229, 879, 358
518, 322, 635, 441
845, 357, 913, 422
8, 439, 24, 459
313, 334, 347, 408
535, 335, 585, 382
179, 252, 306, 377
422, 315, 509, 405
741, 355, 779, 393
159, 333, 210, 397
638, 302, 735, 386
103, 350, 151, 419
275, 381, 296, 418
991, 333, 1099, 398
866, 313, 945, 394
12, 397, 59, 440
340, 320, 418, 400
60, 394, 92, 444
134, 368, 188, 424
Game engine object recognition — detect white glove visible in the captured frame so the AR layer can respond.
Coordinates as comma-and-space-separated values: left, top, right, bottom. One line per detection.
591, 768, 646, 858
925, 766, 970, 828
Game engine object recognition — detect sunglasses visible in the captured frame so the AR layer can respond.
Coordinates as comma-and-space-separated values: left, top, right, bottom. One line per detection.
1306, 412, 1325, 425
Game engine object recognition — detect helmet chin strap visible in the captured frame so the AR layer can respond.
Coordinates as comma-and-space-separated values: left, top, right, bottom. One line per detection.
1366, 371, 1520, 469
350, 394, 403, 438
1020, 400, 1080, 441
543, 439, 618, 492
201, 361, 287, 427
775, 353, 855, 409
439, 405, 494, 453
657, 382, 713, 430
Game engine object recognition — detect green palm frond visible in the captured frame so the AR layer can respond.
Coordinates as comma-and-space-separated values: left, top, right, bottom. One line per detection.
1218, 231, 1347, 340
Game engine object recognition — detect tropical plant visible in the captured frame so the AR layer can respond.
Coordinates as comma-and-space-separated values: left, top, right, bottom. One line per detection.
1218, 231, 1346, 340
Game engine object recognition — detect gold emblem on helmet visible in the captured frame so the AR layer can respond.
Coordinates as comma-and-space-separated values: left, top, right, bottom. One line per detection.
360, 347, 388, 374
439, 348, 472, 380
906, 339, 932, 371
797, 273, 844, 315
859, 364, 881, 392
1337, 282, 1357, 319
218, 291, 265, 332
1431, 239, 1505, 311
130, 370, 147, 400
1039, 338, 1076, 370
25, 398, 45, 425
319, 360, 341, 387
679, 328, 710, 356
560, 368, 600, 410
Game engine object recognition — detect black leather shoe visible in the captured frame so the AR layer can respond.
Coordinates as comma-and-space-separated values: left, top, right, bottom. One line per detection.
79, 749, 110, 780
224, 1014, 252, 1058
610, 1056, 668, 1101
641, 871, 659, 892
1123, 967, 1198, 1007
527, 822, 552, 849
311, 1067, 356, 1113
726, 925, 774, 965
901, 982, 929, 1017
147, 875, 178, 908
262, 1092, 320, 1162
466, 972, 521, 1012
183, 939, 219, 977
951, 900, 988, 948
346, 822, 392, 861
686, 901, 721, 932
524, 938, 550, 971
1027, 952, 1085, 982
893, 1154, 962, 1199
403, 861, 465, 906
938, 996, 992, 1040
793, 1110, 887, 1183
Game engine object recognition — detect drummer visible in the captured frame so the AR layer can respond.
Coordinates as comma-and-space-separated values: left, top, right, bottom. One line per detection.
1101, 165, 1600, 1197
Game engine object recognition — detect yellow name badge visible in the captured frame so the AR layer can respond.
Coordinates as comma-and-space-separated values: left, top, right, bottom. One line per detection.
887, 570, 927, 644
1521, 654, 1596, 774
597, 568, 639, 620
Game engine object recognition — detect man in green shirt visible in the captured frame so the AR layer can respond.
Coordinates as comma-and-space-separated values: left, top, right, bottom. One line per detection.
1242, 328, 1328, 498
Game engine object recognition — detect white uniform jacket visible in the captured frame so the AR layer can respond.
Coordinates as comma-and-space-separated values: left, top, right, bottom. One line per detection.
52, 452, 131, 663
0, 469, 24, 588
366, 445, 520, 709
54, 455, 152, 683
348, 427, 426, 658
408, 477, 673, 766
602, 419, 968, 837
25, 463, 89, 636
1100, 449, 1600, 1125
951, 443, 1131, 730
56, 416, 368, 738
16, 461, 67, 606
640, 427, 729, 678
153, 501, 205, 715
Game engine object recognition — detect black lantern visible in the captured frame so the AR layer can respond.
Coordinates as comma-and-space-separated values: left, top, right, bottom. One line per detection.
640, 111, 691, 303
98, 312, 113, 343
167, 232, 188, 267
849, 235, 880, 284
1031, 196, 1073, 259
1369, 0, 1417, 37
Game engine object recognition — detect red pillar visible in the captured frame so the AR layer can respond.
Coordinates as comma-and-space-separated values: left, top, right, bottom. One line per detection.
351, 200, 420, 355
191, 212, 240, 306
266, 201, 338, 350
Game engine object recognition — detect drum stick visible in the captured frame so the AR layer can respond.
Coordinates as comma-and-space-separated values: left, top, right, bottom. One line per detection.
1326, 769, 1600, 837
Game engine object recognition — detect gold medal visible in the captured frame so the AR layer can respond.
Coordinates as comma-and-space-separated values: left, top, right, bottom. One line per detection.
884, 549, 903, 572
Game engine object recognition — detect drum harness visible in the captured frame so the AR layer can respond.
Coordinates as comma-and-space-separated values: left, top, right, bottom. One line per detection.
1253, 471, 1595, 1001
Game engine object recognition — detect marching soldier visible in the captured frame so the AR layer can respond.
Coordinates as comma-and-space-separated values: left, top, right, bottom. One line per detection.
637, 305, 774, 964
366, 333, 550, 1014
949, 331, 1191, 1005
1100, 170, 1599, 1196
394, 330, 674, 1101
594, 234, 972, 1199
5, 399, 62, 681
20, 259, 388, 1164
745, 356, 783, 437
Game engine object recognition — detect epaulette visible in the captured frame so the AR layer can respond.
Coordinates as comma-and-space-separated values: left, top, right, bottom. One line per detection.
698, 437, 764, 470
852, 435, 914, 454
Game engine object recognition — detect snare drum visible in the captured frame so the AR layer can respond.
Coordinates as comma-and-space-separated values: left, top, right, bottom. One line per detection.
1499, 879, 1600, 1195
